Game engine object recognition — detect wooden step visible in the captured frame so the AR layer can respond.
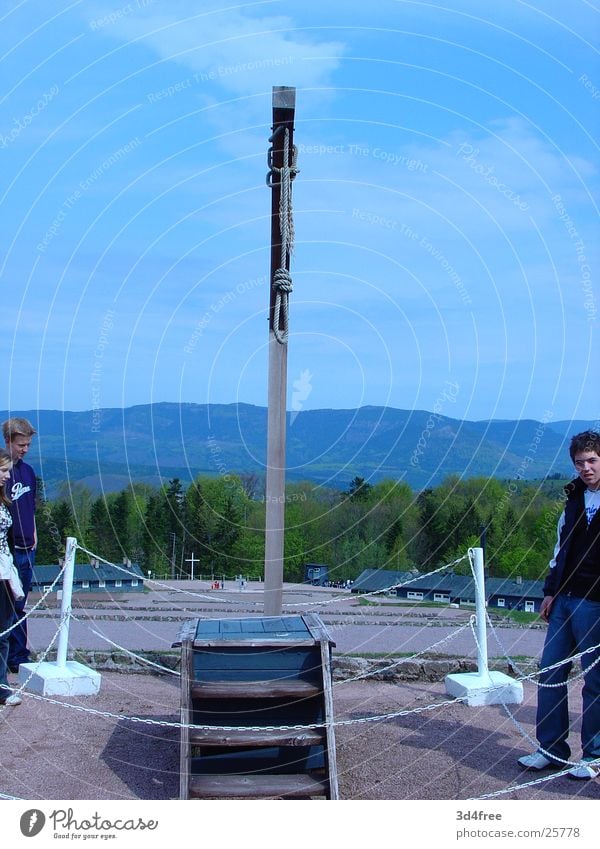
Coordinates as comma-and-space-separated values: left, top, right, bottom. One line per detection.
191, 680, 322, 700
190, 727, 325, 748
189, 772, 329, 799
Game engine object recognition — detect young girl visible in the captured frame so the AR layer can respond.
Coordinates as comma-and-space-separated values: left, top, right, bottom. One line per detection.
0, 447, 22, 706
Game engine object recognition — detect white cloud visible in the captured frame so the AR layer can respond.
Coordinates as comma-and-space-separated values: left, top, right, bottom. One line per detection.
87, 2, 345, 94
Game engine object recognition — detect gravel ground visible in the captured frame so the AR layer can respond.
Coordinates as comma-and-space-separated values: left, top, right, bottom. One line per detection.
1, 671, 598, 802
3, 583, 596, 802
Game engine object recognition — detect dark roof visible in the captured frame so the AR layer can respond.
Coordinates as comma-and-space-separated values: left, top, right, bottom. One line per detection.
353, 569, 545, 601
396, 571, 545, 600
486, 577, 545, 599
32, 562, 145, 582
351, 569, 412, 593
401, 572, 474, 595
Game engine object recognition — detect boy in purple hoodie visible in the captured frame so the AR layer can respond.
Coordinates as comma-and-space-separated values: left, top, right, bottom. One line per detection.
2, 417, 37, 672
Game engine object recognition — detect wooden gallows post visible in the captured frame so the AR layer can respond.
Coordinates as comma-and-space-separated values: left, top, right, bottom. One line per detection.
264, 86, 298, 616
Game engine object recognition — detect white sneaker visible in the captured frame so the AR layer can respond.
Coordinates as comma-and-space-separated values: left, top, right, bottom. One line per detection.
568, 762, 599, 780
518, 751, 560, 770
0, 693, 22, 706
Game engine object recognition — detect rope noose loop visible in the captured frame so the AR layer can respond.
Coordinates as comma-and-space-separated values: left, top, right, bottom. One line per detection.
269, 127, 298, 344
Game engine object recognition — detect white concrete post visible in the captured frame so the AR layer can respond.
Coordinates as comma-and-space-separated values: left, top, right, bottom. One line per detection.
445, 546, 523, 706
18, 536, 101, 696
472, 547, 488, 676
56, 536, 76, 668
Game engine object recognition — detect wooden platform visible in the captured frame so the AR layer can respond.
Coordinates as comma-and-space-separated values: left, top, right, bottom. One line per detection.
174, 613, 339, 800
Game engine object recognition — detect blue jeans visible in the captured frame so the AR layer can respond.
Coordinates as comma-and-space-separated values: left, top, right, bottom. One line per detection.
7, 548, 34, 667
536, 593, 600, 762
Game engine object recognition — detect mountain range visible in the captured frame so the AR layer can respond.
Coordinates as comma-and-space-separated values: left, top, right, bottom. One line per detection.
1, 403, 593, 498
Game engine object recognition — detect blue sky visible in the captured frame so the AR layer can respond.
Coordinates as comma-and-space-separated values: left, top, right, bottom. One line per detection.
1, 0, 598, 423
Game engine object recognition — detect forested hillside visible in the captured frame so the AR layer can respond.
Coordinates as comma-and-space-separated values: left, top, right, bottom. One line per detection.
35, 472, 568, 584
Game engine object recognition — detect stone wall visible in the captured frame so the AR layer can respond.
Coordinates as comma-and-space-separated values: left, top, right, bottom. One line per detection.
28, 649, 537, 682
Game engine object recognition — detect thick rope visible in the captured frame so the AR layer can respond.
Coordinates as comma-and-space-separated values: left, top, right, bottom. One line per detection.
270, 127, 298, 344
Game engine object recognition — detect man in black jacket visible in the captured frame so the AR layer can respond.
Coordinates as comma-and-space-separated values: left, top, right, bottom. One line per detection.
518, 430, 600, 779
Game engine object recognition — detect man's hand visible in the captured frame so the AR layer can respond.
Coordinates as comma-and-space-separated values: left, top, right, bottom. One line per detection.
540, 595, 554, 622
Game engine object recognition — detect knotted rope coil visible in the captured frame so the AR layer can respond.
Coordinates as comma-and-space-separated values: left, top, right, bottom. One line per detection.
267, 126, 299, 344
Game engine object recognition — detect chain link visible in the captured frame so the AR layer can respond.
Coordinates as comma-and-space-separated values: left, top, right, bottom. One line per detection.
0, 560, 67, 639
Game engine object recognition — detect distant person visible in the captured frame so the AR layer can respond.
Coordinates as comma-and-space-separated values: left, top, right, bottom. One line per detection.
0, 448, 24, 705
518, 430, 600, 779
2, 418, 37, 672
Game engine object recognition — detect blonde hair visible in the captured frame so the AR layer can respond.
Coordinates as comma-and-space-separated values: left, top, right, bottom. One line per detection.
0, 447, 12, 508
2, 417, 36, 442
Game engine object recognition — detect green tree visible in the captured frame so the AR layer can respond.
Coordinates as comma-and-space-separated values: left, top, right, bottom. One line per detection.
161, 478, 186, 577
35, 478, 65, 563
346, 476, 373, 502
51, 500, 75, 542
184, 476, 249, 576
87, 494, 123, 562
142, 491, 170, 577
57, 482, 93, 542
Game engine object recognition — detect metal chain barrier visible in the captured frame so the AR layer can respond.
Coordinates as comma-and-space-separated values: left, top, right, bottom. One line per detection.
469, 765, 576, 800
70, 612, 180, 677
74, 542, 469, 612
71, 546, 475, 683
462, 548, 600, 795
7, 539, 598, 802
11, 551, 595, 802
18, 687, 468, 733
0, 610, 68, 711
0, 560, 67, 639
335, 618, 474, 686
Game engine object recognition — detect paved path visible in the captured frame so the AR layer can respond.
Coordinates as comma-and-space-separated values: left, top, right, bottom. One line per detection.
24, 581, 546, 660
